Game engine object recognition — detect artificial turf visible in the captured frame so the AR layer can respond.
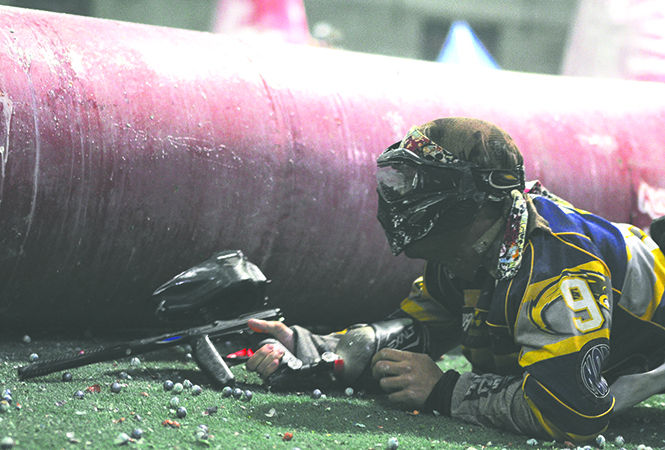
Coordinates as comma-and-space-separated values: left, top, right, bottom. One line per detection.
1, 334, 664, 449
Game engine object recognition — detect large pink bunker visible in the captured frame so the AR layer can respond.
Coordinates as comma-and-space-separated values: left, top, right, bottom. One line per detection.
1, 7, 665, 329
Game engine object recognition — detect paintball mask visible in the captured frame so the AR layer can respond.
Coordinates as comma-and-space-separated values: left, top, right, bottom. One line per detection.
377, 121, 524, 255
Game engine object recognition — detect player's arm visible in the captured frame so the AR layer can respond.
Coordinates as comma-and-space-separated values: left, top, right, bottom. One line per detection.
246, 318, 426, 384
393, 275, 465, 359
333, 273, 465, 384
248, 275, 463, 384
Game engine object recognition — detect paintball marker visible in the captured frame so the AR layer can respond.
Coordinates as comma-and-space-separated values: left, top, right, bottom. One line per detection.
17, 309, 281, 385
18, 250, 282, 386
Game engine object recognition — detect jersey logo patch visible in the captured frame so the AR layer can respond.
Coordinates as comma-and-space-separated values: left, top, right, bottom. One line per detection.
527, 268, 610, 335
581, 343, 610, 398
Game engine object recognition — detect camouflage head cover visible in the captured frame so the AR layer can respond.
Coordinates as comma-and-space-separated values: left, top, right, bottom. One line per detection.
376, 117, 525, 255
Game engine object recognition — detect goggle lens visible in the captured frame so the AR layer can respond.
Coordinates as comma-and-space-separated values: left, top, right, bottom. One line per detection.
376, 164, 419, 203
376, 163, 462, 203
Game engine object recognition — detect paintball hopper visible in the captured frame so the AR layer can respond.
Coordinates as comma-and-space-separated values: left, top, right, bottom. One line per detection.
152, 250, 270, 324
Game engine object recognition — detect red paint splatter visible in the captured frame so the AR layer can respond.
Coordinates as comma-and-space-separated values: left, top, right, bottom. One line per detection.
162, 419, 181, 428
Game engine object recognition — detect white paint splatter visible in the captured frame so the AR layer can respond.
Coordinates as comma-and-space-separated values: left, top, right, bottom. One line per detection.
383, 110, 406, 139
576, 133, 619, 154
638, 180, 665, 219
20, 66, 41, 255
0, 93, 13, 206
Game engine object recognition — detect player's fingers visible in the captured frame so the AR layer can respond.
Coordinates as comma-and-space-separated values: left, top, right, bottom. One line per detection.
248, 319, 281, 334
372, 360, 392, 379
245, 343, 275, 371
248, 319, 295, 352
387, 388, 417, 406
260, 356, 282, 379
370, 348, 408, 367
371, 358, 409, 380
255, 348, 285, 376
378, 374, 408, 392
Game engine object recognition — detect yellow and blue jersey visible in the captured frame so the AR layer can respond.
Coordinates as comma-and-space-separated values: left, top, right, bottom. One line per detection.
399, 194, 665, 442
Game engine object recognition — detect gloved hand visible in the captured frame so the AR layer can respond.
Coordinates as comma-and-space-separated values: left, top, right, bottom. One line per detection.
371, 348, 443, 408
245, 319, 295, 379
246, 319, 340, 391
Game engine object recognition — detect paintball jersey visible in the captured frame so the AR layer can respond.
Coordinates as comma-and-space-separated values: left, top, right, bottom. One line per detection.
398, 192, 665, 442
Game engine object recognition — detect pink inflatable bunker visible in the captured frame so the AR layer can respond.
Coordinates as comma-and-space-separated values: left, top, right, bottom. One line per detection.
1, 7, 665, 329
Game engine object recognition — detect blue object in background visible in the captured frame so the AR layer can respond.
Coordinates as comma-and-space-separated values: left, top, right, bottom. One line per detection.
437, 20, 500, 69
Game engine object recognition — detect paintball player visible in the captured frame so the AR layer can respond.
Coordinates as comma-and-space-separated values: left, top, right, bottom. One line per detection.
246, 117, 665, 443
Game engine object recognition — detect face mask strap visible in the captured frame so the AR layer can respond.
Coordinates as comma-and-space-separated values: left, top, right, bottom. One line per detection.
474, 165, 525, 198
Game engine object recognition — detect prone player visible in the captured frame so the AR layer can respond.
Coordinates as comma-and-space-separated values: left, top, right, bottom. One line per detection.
247, 118, 665, 443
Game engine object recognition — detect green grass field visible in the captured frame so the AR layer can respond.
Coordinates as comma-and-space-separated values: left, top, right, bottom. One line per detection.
1, 334, 664, 449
